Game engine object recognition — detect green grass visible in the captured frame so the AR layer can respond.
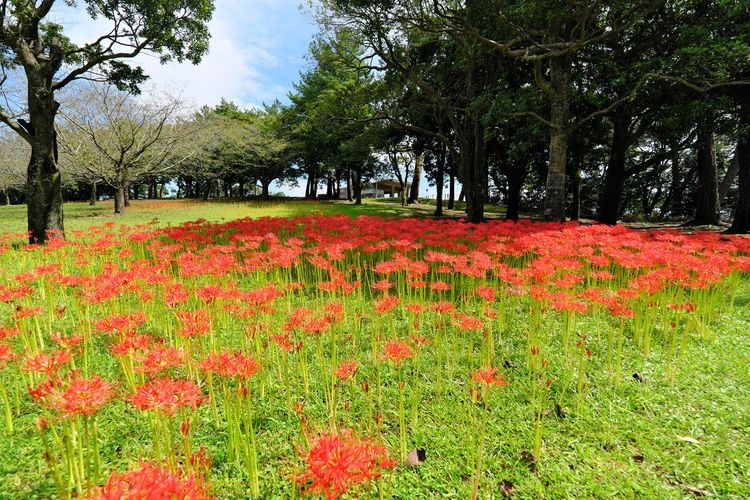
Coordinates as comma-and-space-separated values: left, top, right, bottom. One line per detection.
0, 200, 748, 498
0, 197, 475, 235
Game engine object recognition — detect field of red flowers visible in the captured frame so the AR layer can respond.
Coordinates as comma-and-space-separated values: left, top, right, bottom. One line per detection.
1, 215, 749, 498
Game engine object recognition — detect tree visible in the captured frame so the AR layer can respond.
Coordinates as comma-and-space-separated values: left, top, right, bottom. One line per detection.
58, 85, 195, 214
0, 132, 27, 205
0, 0, 213, 243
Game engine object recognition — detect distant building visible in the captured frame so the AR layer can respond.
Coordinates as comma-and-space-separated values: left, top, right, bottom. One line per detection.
362, 179, 410, 198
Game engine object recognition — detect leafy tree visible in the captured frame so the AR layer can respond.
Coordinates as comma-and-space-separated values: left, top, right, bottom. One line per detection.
0, 0, 213, 242
58, 85, 195, 214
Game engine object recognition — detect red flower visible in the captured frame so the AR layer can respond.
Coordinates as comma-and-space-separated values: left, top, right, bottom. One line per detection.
52, 374, 115, 417
295, 429, 395, 499
128, 379, 204, 416
382, 340, 413, 366
0, 343, 16, 368
23, 349, 72, 376
472, 366, 509, 389
334, 360, 358, 381
201, 351, 260, 380
96, 461, 213, 500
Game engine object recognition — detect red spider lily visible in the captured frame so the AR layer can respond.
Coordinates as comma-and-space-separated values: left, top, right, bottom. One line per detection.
430, 281, 450, 293
431, 301, 454, 314
271, 333, 302, 353
109, 333, 153, 357
475, 286, 496, 302
0, 343, 16, 368
201, 351, 260, 380
382, 341, 414, 366
51, 374, 115, 417
295, 429, 395, 500
135, 345, 184, 377
94, 312, 147, 335
453, 314, 484, 332
176, 309, 212, 338
49, 332, 85, 350
23, 350, 72, 376
371, 279, 392, 292
334, 360, 358, 381
472, 366, 509, 390
373, 295, 399, 314
128, 379, 204, 416
95, 461, 213, 500
0, 326, 21, 340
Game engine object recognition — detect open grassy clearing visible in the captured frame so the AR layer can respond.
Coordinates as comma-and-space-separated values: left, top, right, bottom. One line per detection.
0, 203, 748, 498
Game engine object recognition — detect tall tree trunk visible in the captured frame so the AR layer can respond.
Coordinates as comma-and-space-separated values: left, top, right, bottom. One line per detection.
262, 179, 271, 199
505, 163, 525, 221
354, 169, 362, 205
569, 157, 581, 221
693, 116, 720, 225
719, 151, 739, 202
596, 112, 631, 224
124, 183, 131, 206
727, 99, 750, 233
3, 189, 9, 206
347, 168, 352, 201
448, 160, 456, 209
89, 181, 97, 206
25, 82, 64, 243
409, 153, 423, 204
542, 55, 571, 221
114, 186, 126, 214
435, 147, 445, 217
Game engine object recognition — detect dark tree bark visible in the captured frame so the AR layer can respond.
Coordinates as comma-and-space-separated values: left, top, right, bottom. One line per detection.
542, 55, 572, 222
261, 179, 271, 199
434, 146, 445, 217
25, 89, 64, 243
727, 99, 750, 233
346, 168, 352, 201
505, 162, 526, 222
354, 169, 362, 205
114, 186, 126, 214
448, 166, 456, 210
596, 112, 632, 224
3, 189, 9, 206
692, 115, 720, 225
718, 151, 739, 202
409, 153, 423, 204
89, 181, 97, 206
569, 159, 581, 221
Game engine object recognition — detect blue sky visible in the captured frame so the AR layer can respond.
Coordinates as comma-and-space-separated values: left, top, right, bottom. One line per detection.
56, 0, 319, 110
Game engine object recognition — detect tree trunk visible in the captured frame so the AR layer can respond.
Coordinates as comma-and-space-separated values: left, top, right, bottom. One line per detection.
3, 189, 9, 206
347, 168, 352, 201
569, 158, 581, 221
409, 153, 423, 204
727, 99, 750, 233
262, 180, 271, 199
25, 81, 64, 244
719, 151, 739, 202
596, 112, 631, 224
692, 116, 720, 225
354, 169, 362, 205
448, 164, 456, 209
89, 181, 97, 206
124, 183, 131, 207
505, 163, 525, 221
114, 186, 126, 214
542, 55, 571, 221
435, 147, 445, 217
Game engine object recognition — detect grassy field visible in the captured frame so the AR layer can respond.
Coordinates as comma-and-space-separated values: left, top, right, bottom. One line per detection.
0, 200, 748, 499
0, 197, 491, 236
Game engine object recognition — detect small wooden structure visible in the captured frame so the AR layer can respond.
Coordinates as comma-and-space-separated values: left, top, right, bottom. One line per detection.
362, 179, 410, 198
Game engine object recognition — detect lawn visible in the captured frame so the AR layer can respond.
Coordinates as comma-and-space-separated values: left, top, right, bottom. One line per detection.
0, 200, 748, 499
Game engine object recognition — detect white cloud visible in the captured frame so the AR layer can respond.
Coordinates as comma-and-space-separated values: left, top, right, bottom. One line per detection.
51, 0, 317, 112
